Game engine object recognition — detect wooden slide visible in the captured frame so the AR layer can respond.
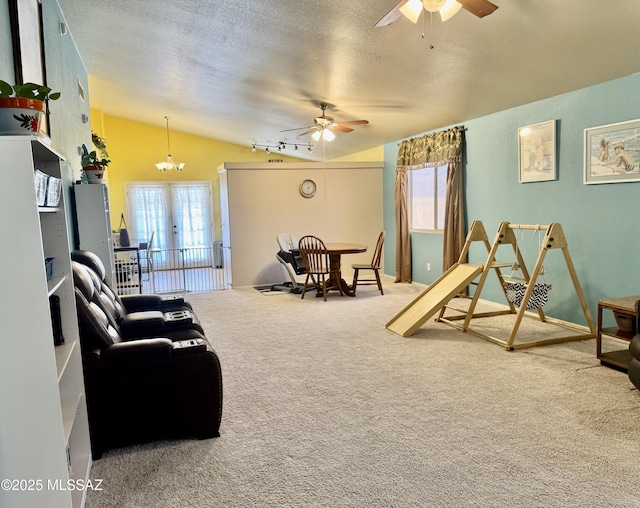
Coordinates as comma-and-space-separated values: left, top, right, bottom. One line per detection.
386, 262, 484, 338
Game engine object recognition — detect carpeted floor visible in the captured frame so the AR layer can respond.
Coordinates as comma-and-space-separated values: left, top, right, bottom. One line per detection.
86, 278, 640, 507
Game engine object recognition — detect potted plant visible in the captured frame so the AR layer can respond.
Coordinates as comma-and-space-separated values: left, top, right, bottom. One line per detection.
81, 132, 111, 183
0, 80, 60, 135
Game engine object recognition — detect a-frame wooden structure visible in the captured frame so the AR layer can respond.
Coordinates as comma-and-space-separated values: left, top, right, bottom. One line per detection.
387, 220, 597, 350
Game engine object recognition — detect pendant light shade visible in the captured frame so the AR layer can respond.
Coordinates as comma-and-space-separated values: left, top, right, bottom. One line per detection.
156, 116, 185, 172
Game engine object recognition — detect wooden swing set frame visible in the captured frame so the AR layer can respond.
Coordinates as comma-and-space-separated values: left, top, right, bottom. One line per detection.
437, 220, 596, 350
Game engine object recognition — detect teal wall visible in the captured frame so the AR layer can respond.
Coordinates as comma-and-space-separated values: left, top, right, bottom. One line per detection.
383, 73, 640, 326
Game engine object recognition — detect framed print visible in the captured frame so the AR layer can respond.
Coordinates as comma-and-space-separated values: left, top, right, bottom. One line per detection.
8, 0, 49, 135
584, 119, 640, 184
518, 120, 556, 183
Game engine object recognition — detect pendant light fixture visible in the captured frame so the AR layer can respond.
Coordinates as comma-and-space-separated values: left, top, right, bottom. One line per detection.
155, 116, 185, 172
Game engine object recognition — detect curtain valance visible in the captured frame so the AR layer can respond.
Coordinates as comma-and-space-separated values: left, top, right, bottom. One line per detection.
396, 125, 464, 169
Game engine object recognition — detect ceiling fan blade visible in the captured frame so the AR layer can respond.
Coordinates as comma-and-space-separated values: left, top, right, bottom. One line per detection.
280, 126, 314, 132
374, 0, 408, 27
330, 126, 354, 133
298, 128, 319, 137
457, 0, 498, 18
335, 120, 369, 127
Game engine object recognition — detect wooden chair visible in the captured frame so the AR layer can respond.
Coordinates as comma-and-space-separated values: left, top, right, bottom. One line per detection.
298, 235, 342, 301
138, 231, 155, 281
352, 231, 385, 295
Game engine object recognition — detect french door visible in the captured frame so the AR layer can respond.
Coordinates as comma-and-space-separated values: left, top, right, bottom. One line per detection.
126, 181, 214, 268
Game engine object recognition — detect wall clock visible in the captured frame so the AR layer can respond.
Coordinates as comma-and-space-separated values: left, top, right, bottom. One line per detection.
299, 179, 317, 198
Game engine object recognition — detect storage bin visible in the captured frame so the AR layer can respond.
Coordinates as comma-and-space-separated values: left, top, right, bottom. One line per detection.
614, 311, 636, 334
45, 257, 54, 281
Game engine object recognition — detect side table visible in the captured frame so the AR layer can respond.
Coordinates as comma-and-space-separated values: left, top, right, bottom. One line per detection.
597, 295, 640, 372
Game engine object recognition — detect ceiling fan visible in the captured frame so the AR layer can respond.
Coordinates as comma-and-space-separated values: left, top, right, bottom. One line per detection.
281, 103, 369, 142
375, 0, 498, 27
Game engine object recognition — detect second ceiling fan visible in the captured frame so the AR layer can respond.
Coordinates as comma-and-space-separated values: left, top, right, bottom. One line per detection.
281, 103, 369, 142
375, 0, 498, 27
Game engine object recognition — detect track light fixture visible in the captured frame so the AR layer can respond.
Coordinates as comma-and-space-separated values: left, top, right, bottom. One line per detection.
250, 141, 314, 154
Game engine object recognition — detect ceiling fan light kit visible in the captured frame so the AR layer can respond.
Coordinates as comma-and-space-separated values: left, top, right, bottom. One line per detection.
399, 0, 423, 23
375, 0, 497, 27
280, 103, 369, 142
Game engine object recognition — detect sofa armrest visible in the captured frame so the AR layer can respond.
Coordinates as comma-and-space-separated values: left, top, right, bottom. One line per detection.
120, 294, 190, 312
101, 338, 173, 366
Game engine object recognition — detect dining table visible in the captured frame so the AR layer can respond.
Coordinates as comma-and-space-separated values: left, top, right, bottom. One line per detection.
323, 242, 368, 297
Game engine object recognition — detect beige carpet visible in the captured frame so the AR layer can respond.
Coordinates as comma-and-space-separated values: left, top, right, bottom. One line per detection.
86, 279, 640, 507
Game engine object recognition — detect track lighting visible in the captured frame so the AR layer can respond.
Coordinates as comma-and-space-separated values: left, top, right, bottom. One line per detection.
250, 141, 314, 153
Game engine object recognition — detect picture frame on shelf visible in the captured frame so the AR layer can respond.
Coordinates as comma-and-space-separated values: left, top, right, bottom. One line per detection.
518, 120, 556, 183
584, 119, 640, 185
8, 0, 50, 136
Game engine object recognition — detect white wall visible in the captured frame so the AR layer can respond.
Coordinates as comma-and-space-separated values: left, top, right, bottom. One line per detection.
220, 162, 384, 287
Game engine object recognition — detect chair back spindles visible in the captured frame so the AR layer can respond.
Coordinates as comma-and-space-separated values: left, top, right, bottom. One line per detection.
352, 231, 385, 295
299, 235, 340, 301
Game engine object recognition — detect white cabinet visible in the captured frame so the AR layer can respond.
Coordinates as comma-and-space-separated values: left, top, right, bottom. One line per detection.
74, 183, 116, 284
0, 136, 91, 508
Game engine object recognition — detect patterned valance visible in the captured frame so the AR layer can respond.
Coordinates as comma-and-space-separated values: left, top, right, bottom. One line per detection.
397, 125, 464, 170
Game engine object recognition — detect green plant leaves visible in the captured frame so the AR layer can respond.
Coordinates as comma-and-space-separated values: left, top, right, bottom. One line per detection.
0, 80, 60, 101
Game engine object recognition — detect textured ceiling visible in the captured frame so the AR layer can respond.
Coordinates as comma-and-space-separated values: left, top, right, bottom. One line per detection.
57, 0, 640, 161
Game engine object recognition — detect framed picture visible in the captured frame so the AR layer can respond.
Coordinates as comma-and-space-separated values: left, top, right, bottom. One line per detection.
8, 0, 49, 135
584, 119, 640, 184
518, 120, 556, 183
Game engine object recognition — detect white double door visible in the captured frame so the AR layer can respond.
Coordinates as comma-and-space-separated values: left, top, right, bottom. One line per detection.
126, 181, 214, 267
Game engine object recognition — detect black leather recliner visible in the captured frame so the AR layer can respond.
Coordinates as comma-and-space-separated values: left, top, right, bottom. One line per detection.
628, 300, 640, 390
72, 249, 193, 312
72, 250, 204, 339
72, 261, 223, 459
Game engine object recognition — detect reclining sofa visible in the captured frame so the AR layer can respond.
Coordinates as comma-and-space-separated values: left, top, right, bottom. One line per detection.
71, 250, 223, 459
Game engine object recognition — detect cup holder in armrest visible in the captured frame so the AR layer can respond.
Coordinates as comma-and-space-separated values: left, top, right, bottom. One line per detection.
164, 310, 193, 325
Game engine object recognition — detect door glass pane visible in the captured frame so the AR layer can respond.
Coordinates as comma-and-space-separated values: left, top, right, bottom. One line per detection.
171, 184, 211, 248
128, 184, 170, 251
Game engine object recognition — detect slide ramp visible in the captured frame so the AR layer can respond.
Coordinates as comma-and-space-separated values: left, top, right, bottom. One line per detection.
386, 262, 484, 337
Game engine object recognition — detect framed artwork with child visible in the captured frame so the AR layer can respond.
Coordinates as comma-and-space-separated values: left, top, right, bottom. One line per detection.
584, 119, 640, 184
518, 120, 556, 183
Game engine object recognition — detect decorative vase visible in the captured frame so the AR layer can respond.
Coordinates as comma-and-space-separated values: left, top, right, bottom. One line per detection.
0, 97, 46, 135
83, 165, 107, 183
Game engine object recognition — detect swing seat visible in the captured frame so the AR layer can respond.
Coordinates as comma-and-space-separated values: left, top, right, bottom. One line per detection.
504, 280, 551, 311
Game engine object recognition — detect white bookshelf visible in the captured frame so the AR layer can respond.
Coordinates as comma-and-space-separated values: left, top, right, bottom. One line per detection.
0, 135, 92, 508
74, 183, 116, 284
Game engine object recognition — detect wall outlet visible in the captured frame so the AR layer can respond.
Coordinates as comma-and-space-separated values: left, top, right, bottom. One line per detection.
427, 263, 431, 271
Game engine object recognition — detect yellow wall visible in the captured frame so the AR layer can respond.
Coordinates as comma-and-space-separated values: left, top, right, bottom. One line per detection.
89, 109, 383, 236
330, 145, 384, 162
90, 109, 307, 233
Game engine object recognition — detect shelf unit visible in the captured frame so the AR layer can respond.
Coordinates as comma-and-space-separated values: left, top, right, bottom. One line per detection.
0, 135, 91, 508
74, 183, 116, 284
597, 295, 640, 372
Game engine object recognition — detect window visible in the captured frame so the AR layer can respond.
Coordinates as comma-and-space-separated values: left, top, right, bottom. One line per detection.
409, 163, 448, 232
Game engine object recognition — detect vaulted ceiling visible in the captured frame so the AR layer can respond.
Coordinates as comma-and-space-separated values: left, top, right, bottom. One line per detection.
58, 0, 640, 161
